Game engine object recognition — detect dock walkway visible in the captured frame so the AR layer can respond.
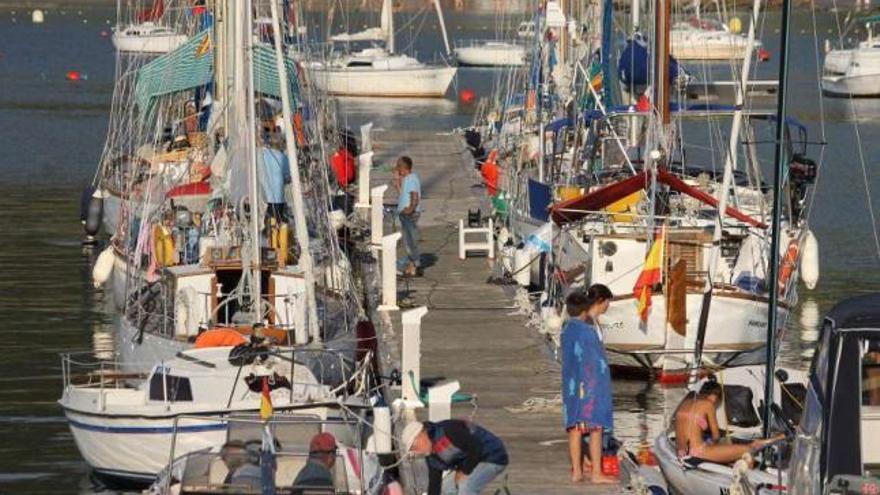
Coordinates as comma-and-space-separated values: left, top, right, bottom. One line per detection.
371, 129, 619, 494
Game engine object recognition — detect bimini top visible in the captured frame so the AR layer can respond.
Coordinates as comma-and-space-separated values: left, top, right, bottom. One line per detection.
825, 293, 880, 330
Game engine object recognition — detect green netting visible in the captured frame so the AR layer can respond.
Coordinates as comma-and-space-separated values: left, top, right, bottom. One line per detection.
859, 14, 880, 23
135, 29, 213, 118
135, 31, 299, 120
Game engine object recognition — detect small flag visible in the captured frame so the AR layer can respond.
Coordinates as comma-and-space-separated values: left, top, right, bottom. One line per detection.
195, 34, 212, 58
633, 226, 666, 323
260, 377, 273, 420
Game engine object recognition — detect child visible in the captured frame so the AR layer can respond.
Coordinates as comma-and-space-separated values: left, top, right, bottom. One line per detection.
561, 284, 616, 484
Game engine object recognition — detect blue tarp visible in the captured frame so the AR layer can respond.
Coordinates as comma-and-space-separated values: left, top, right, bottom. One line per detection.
528, 178, 552, 222
618, 36, 684, 89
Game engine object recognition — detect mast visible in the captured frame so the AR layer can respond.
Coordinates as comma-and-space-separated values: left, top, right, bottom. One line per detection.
381, 0, 394, 54
691, 0, 762, 383
653, 0, 671, 128
763, 0, 793, 438
432, 0, 452, 57
269, 0, 320, 344
244, 0, 263, 324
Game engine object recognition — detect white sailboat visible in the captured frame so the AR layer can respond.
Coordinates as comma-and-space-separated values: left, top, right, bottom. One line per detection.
307, 0, 457, 98
822, 15, 880, 96
671, 17, 759, 61
112, 22, 189, 54
454, 40, 526, 67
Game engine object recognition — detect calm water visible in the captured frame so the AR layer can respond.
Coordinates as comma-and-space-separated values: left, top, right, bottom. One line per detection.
0, 6, 878, 494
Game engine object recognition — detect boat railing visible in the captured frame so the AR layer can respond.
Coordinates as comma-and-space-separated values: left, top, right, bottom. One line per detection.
161, 414, 369, 494
60, 351, 146, 392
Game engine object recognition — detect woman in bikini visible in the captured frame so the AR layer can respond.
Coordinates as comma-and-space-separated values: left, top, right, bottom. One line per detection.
674, 379, 779, 464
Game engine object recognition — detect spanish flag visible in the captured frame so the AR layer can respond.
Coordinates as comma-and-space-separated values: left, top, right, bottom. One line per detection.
259, 377, 273, 420
633, 226, 666, 323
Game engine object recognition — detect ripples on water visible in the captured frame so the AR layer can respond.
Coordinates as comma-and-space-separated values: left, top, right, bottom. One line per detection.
0, 6, 878, 494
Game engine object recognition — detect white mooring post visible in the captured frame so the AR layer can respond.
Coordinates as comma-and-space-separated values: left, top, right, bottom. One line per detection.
370, 184, 388, 249
360, 122, 374, 153
355, 151, 374, 210
401, 306, 428, 407
378, 232, 402, 310
428, 380, 461, 422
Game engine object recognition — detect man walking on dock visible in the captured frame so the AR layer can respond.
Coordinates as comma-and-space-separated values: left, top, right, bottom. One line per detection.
394, 155, 422, 277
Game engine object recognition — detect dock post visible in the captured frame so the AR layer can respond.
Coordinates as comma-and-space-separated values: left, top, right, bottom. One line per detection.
378, 232, 402, 310
360, 122, 373, 154
428, 380, 460, 421
355, 151, 374, 213
401, 306, 428, 408
370, 184, 388, 254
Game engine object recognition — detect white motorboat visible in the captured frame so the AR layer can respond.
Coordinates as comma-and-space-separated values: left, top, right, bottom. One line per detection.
654, 366, 807, 495
112, 22, 188, 54
59, 345, 369, 483
454, 41, 526, 67
308, 0, 456, 98
671, 18, 759, 61
822, 15, 880, 96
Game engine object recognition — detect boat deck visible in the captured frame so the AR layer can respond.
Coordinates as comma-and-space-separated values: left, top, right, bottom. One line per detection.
371, 129, 620, 494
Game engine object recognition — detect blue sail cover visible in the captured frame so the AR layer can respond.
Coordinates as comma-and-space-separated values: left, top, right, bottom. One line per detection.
618, 36, 683, 88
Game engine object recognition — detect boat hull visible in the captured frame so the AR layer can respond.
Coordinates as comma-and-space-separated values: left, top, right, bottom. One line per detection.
112, 33, 187, 54
309, 66, 457, 97
454, 44, 525, 66
821, 73, 880, 96
63, 409, 226, 482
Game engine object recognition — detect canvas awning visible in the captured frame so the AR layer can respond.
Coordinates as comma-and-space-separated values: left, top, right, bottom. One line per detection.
549, 168, 768, 228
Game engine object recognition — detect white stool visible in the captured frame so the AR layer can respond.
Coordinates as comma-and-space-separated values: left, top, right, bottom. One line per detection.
458, 218, 495, 260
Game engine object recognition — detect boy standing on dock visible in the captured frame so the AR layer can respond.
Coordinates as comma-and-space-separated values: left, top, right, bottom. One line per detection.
561, 285, 616, 484
393, 156, 422, 277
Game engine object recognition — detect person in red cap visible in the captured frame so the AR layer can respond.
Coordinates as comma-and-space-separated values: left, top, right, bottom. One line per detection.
291, 432, 338, 490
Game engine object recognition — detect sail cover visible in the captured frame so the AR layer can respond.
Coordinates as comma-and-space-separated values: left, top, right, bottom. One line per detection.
136, 31, 298, 119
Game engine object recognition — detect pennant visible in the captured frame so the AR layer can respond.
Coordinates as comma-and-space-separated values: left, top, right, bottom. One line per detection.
260, 376, 273, 420
633, 226, 666, 323
195, 33, 212, 58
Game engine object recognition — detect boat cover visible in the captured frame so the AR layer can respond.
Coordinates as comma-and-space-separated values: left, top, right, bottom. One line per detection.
549, 168, 768, 228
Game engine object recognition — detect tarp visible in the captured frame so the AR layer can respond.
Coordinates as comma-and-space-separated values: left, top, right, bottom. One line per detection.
528, 179, 552, 222
549, 168, 768, 228
618, 36, 684, 88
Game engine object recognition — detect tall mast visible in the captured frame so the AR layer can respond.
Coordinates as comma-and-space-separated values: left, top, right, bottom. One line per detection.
763, 0, 793, 438
691, 0, 762, 382
432, 0, 452, 57
653, 0, 671, 129
269, 0, 320, 344
243, 0, 263, 324
381, 0, 395, 54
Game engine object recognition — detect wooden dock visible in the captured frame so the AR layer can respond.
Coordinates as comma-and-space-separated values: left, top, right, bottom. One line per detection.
371, 129, 621, 494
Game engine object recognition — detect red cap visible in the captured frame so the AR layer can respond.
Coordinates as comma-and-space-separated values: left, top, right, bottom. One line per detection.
309, 432, 337, 453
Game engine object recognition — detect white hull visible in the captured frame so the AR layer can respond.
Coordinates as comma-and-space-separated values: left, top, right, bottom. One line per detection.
309, 65, 456, 97
112, 32, 188, 54
821, 73, 880, 96
671, 42, 751, 60
64, 409, 226, 481
602, 293, 785, 374
454, 43, 525, 66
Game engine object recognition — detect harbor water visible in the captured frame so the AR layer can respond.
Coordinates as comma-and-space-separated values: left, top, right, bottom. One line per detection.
0, 6, 878, 494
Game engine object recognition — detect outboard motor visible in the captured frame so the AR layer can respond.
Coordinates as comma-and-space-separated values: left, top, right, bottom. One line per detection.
789, 153, 817, 223
81, 185, 103, 244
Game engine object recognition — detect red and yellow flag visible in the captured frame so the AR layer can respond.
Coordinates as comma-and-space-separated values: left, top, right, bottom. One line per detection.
260, 377, 273, 420
633, 226, 666, 322
195, 34, 212, 58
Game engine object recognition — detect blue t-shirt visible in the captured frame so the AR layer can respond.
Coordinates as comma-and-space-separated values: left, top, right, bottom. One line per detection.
259, 147, 290, 204
397, 173, 422, 212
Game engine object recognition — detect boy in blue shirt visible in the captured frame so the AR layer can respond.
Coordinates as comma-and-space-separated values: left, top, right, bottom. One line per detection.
394, 156, 422, 277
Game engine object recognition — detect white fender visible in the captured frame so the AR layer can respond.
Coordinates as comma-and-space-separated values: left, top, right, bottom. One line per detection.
544, 310, 564, 334
329, 209, 346, 231
324, 257, 352, 292
513, 247, 532, 286
174, 286, 200, 337
799, 229, 819, 290
92, 247, 115, 288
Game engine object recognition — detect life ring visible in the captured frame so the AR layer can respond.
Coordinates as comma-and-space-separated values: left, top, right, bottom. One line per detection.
778, 239, 799, 295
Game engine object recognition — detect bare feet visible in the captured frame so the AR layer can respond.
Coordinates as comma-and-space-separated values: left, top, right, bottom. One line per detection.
582, 459, 592, 477
570, 470, 584, 483
591, 473, 618, 484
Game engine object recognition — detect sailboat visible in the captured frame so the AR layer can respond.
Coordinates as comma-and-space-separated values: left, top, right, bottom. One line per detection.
821, 15, 880, 96
307, 0, 457, 97
470, 0, 820, 380
112, 0, 188, 54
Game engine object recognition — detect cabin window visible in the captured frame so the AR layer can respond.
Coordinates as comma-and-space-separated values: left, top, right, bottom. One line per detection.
862, 338, 880, 406
149, 371, 193, 402
346, 61, 372, 67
